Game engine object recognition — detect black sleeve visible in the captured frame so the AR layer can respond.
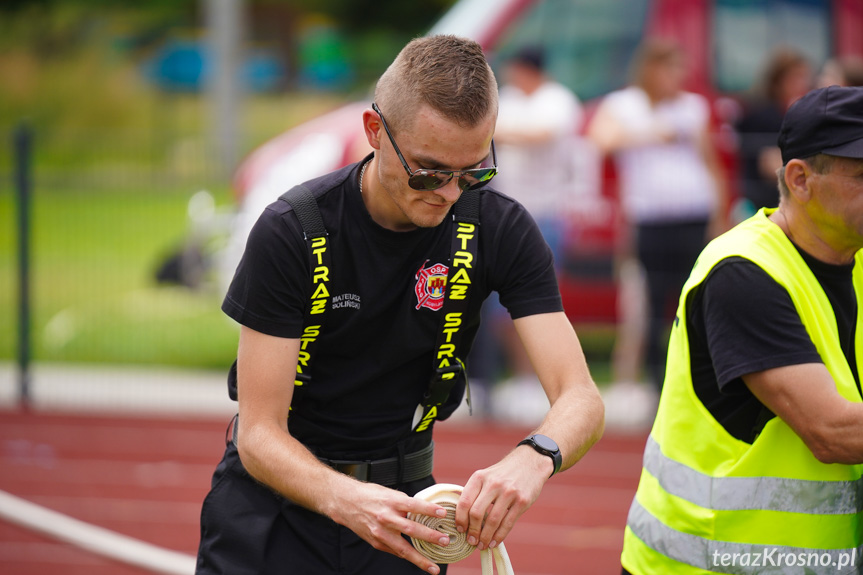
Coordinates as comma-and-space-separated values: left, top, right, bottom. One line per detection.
221, 203, 309, 338
696, 257, 822, 390
486, 198, 563, 319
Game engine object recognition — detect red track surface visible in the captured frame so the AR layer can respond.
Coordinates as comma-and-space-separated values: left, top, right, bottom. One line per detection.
0, 409, 647, 575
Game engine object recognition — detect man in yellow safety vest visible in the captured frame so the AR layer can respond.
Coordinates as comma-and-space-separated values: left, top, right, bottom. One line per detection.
621, 85, 863, 574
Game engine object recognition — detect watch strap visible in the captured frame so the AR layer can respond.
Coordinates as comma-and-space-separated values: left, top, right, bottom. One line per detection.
518, 434, 562, 477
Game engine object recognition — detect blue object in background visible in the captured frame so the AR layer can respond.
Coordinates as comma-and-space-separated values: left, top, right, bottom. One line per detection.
144, 39, 208, 92
243, 48, 286, 92
143, 38, 285, 93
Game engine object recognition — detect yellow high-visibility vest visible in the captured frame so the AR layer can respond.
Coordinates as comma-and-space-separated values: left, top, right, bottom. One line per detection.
621, 209, 863, 575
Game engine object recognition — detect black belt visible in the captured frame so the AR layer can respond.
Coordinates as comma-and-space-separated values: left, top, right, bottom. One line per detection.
229, 415, 433, 486
319, 441, 435, 486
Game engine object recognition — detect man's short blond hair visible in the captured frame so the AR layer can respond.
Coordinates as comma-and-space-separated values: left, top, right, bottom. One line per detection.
374, 35, 498, 133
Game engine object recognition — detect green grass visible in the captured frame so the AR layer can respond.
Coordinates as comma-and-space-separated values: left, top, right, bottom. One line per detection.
0, 184, 241, 369
0, 19, 350, 369
0, 80, 347, 371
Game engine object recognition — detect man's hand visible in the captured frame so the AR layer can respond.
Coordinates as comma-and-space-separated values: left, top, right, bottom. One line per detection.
454, 446, 551, 551
329, 480, 452, 574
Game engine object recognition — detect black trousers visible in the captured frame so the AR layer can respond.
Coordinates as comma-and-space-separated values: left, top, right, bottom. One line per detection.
196, 441, 446, 575
635, 219, 708, 390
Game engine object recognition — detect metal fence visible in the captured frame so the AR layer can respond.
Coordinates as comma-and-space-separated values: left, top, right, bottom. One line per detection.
2, 123, 243, 411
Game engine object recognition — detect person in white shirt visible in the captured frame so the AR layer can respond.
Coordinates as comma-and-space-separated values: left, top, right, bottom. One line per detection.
588, 38, 727, 394
494, 46, 584, 251
477, 46, 585, 423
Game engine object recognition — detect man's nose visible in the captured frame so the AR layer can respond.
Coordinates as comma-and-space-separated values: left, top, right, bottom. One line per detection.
435, 178, 463, 203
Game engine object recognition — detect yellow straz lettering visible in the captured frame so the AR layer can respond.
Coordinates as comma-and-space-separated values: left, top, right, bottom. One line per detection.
299, 325, 320, 350
453, 250, 473, 269
309, 299, 327, 314
311, 282, 330, 299
436, 343, 456, 363
447, 284, 469, 300
312, 266, 329, 284
456, 223, 476, 249
415, 406, 438, 431
442, 313, 462, 342
450, 268, 471, 285
297, 350, 311, 367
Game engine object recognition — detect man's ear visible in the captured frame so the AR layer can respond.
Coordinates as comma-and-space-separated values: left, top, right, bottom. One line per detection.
784, 159, 813, 202
362, 109, 383, 151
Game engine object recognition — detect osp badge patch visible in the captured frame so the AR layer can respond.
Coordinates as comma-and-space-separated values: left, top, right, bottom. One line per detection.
414, 260, 448, 311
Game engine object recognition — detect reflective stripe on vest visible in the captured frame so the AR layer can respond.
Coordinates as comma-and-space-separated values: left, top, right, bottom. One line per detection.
622, 209, 863, 574
642, 434, 863, 515
627, 498, 862, 575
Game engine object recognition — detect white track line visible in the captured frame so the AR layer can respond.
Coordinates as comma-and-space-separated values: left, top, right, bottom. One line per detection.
0, 489, 195, 574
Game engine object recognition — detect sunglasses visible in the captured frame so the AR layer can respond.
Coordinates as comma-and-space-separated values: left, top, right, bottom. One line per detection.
372, 102, 498, 192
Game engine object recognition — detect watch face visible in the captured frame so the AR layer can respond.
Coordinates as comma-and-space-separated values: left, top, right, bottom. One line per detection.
533, 434, 558, 453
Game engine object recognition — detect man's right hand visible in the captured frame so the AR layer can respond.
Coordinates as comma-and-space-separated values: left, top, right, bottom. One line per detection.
327, 480, 452, 574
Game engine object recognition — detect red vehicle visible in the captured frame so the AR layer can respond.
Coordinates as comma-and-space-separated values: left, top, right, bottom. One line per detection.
224, 0, 863, 324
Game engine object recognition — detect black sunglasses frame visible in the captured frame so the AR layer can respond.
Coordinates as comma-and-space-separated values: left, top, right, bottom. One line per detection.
372, 102, 498, 192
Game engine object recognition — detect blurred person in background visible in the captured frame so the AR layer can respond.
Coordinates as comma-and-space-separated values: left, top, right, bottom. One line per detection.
196, 35, 604, 575
494, 45, 584, 259
587, 38, 727, 416
818, 54, 863, 88
621, 84, 863, 575
735, 48, 813, 213
473, 45, 584, 424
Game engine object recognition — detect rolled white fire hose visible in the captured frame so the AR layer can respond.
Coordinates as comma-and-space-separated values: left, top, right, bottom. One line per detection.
408, 483, 515, 575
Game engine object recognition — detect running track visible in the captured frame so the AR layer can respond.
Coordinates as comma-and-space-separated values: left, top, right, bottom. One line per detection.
0, 409, 647, 574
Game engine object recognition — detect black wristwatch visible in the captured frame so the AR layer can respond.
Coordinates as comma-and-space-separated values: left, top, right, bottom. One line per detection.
517, 434, 562, 477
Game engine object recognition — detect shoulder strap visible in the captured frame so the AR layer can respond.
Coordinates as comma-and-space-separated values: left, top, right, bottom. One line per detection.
279, 185, 332, 408
227, 185, 332, 404
412, 193, 481, 432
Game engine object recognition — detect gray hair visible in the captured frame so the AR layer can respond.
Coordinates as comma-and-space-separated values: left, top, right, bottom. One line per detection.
776, 154, 835, 198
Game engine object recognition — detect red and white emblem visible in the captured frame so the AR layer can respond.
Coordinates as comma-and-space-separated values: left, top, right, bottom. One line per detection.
415, 260, 448, 311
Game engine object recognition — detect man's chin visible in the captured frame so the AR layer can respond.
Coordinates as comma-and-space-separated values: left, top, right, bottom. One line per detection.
412, 213, 450, 229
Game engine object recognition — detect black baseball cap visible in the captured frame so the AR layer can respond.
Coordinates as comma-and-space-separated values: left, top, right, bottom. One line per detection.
778, 85, 863, 165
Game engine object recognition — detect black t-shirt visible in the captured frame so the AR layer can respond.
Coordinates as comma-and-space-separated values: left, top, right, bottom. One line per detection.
223, 157, 562, 459
687, 247, 859, 443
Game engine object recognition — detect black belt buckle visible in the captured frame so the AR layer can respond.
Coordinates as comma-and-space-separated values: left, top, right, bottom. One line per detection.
327, 460, 373, 482
319, 442, 433, 486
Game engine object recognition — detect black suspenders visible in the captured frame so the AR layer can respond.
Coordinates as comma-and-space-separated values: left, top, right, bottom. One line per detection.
412, 192, 480, 432
227, 183, 480, 433
226, 185, 332, 405
278, 185, 333, 409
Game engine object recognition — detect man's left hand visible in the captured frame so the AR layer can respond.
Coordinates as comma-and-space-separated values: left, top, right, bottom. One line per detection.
454, 445, 552, 550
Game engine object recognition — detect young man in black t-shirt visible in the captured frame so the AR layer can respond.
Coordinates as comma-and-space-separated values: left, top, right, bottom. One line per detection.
196, 35, 605, 575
